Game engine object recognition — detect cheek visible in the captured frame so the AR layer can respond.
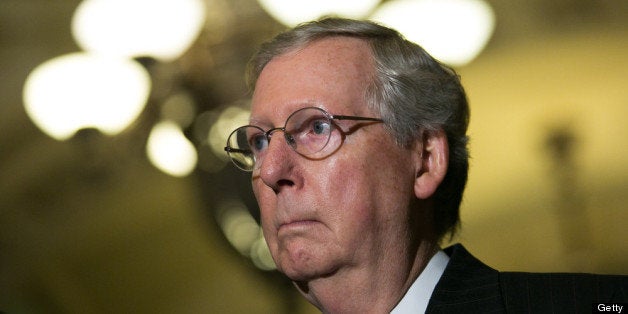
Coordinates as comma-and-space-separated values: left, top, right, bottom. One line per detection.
252, 179, 276, 226
251, 178, 264, 204
253, 182, 280, 254
312, 159, 379, 223
328, 143, 415, 216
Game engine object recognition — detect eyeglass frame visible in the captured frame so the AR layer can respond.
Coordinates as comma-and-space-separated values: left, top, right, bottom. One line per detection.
224, 106, 383, 171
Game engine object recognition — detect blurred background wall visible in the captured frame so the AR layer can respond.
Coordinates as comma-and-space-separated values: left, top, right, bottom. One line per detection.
1, 0, 626, 313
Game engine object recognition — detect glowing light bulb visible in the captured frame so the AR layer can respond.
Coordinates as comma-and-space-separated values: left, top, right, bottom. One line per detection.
257, 0, 380, 27
72, 0, 206, 61
23, 53, 151, 140
371, 0, 495, 66
146, 121, 198, 177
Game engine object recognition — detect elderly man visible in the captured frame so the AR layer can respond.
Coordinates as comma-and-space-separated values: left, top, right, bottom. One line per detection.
225, 18, 626, 313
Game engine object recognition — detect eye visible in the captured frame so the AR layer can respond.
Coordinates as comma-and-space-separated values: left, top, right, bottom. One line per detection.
310, 119, 331, 135
249, 133, 268, 152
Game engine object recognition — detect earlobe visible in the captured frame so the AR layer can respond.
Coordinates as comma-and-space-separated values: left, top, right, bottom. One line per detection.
414, 129, 449, 199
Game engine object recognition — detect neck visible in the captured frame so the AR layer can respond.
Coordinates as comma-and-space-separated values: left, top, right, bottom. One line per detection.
295, 240, 439, 314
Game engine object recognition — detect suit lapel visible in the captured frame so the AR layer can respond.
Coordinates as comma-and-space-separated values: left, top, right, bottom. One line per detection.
425, 244, 506, 313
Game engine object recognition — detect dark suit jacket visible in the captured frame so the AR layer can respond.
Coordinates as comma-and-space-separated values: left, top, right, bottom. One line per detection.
425, 244, 627, 313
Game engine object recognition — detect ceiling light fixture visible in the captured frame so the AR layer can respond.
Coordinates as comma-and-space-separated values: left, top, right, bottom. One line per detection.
371, 0, 495, 66
71, 0, 207, 61
256, 0, 380, 27
23, 53, 151, 140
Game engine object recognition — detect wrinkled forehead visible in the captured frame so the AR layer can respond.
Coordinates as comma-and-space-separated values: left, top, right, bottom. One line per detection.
250, 37, 376, 126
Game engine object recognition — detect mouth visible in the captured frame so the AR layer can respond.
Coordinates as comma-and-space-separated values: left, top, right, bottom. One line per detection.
278, 219, 320, 233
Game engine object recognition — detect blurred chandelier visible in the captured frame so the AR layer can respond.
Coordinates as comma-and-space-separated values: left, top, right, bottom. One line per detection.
371, 0, 495, 66
22, 0, 206, 177
71, 0, 206, 61
256, 0, 380, 27
257, 0, 495, 67
23, 53, 151, 140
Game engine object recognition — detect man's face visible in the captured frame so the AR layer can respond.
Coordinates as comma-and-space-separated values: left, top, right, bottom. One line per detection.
250, 37, 419, 281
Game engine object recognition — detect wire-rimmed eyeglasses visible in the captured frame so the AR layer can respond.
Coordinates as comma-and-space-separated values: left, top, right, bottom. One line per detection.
224, 107, 383, 171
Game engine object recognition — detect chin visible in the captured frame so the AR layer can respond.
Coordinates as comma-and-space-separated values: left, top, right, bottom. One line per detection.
275, 248, 338, 282
281, 263, 335, 282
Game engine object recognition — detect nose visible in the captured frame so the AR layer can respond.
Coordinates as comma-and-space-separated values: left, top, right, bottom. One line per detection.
257, 130, 297, 193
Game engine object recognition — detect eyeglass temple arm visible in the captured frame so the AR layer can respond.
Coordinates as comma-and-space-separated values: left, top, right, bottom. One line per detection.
332, 115, 383, 122
224, 147, 252, 154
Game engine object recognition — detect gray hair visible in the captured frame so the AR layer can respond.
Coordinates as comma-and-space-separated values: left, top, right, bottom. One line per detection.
247, 17, 470, 240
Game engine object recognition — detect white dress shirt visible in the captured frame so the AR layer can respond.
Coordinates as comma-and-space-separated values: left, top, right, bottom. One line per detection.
390, 250, 450, 314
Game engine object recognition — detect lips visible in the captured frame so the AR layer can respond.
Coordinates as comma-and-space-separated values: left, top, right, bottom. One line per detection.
278, 219, 320, 233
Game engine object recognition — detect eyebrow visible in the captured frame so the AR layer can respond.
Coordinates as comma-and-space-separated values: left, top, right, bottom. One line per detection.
249, 101, 327, 126
248, 116, 269, 126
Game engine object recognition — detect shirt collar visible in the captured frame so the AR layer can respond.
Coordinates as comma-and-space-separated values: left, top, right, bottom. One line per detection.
390, 250, 450, 314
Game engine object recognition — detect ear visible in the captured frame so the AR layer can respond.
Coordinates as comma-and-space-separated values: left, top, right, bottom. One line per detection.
414, 129, 449, 200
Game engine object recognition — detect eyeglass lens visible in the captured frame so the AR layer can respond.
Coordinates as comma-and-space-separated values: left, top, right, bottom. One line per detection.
226, 107, 334, 171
